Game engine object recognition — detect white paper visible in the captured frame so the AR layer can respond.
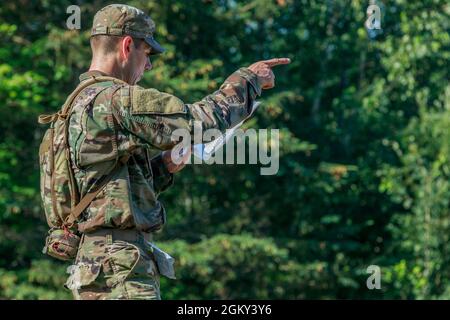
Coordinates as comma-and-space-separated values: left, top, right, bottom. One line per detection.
193, 101, 261, 161
146, 241, 176, 279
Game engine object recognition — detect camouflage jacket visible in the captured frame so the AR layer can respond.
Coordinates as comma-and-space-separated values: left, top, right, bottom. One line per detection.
68, 68, 262, 233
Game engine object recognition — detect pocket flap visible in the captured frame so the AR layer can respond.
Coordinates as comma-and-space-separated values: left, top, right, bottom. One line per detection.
65, 263, 102, 290
131, 87, 186, 115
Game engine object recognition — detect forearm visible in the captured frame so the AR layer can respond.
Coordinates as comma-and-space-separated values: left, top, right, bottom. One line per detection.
185, 67, 262, 132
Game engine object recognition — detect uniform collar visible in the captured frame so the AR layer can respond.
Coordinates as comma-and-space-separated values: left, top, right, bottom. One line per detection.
79, 70, 112, 82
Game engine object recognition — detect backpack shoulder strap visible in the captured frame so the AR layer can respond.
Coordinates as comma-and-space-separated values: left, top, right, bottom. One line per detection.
38, 75, 127, 124
60, 76, 128, 117
38, 75, 129, 227
64, 76, 129, 227
65, 154, 130, 227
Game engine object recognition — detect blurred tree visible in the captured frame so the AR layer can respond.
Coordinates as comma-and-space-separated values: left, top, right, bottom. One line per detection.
0, 0, 448, 299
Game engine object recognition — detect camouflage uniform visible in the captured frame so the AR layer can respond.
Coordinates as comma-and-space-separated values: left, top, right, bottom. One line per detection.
65, 4, 262, 300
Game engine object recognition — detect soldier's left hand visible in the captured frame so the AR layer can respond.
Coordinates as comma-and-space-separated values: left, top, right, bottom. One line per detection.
162, 147, 191, 173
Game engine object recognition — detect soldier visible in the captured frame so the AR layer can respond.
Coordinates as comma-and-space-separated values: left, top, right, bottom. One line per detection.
64, 4, 290, 300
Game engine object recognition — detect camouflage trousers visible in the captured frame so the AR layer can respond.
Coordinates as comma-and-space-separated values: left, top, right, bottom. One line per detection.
65, 229, 160, 300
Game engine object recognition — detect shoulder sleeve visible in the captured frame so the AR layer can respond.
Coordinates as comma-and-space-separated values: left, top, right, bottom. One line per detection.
111, 68, 262, 150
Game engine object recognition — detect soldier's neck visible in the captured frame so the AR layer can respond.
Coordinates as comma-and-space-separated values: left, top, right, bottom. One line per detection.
89, 57, 129, 83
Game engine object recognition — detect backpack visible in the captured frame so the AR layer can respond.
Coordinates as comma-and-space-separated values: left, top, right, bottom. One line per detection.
38, 75, 128, 261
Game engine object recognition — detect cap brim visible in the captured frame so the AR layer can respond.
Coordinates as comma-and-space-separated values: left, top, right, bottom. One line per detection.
144, 36, 165, 55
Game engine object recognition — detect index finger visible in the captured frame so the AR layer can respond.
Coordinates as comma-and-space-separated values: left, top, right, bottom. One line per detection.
262, 58, 291, 67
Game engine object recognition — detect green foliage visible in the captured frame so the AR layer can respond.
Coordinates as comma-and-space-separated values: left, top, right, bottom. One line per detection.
0, 0, 448, 299
0, 260, 71, 299
381, 96, 450, 299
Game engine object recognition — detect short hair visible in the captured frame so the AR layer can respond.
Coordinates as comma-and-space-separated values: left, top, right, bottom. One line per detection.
90, 35, 144, 55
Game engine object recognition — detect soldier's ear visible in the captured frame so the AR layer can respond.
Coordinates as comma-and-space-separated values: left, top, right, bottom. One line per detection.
121, 36, 133, 60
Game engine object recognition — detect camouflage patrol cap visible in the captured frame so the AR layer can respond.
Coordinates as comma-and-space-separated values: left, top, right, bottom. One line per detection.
91, 4, 165, 55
